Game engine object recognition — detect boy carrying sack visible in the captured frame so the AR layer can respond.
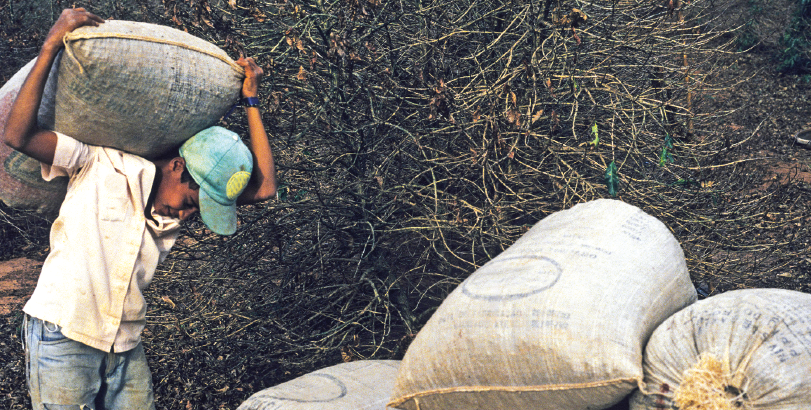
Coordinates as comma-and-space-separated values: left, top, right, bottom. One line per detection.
3, 8, 277, 409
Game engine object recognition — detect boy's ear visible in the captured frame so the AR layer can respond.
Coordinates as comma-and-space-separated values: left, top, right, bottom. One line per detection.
171, 157, 187, 172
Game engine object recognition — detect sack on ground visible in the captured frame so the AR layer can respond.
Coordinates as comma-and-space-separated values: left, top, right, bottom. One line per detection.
388, 199, 697, 410
237, 360, 400, 410
630, 288, 811, 410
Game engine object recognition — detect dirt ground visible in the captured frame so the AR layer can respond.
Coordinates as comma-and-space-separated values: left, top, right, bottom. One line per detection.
0, 258, 39, 316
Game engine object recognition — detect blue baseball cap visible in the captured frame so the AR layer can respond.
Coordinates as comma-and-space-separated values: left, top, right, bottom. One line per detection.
179, 126, 253, 235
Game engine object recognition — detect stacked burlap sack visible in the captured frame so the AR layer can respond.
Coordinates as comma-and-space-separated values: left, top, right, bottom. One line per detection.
0, 20, 243, 214
381, 199, 811, 410
387, 199, 697, 410
236, 360, 401, 410
631, 288, 811, 409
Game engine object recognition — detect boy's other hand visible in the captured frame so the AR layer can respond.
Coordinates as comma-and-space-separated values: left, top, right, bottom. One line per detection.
236, 57, 263, 98
44, 8, 104, 51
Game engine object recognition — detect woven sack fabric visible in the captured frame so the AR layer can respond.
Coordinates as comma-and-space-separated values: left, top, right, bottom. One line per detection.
237, 360, 401, 410
388, 199, 697, 410
0, 58, 67, 215
40, 19, 244, 158
630, 288, 811, 410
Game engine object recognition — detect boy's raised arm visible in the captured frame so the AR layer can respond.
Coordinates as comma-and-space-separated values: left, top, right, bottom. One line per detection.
2, 8, 103, 165
236, 57, 277, 205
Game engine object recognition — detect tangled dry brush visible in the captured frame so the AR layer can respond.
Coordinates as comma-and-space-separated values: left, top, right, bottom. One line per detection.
3, 0, 811, 407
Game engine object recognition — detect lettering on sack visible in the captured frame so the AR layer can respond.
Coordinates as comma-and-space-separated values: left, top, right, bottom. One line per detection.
436, 308, 572, 331
619, 213, 649, 242
690, 303, 811, 363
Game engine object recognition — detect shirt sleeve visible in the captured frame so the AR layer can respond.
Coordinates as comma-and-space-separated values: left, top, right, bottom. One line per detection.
40, 132, 92, 181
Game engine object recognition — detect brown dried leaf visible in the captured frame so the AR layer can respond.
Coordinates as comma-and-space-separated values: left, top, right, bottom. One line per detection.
296, 66, 307, 81
505, 107, 521, 126
161, 295, 176, 309
341, 347, 354, 362
569, 8, 588, 27
252, 8, 267, 22
545, 78, 557, 97
531, 109, 544, 124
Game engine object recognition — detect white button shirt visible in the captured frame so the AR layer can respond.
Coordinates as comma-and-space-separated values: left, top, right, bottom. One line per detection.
23, 132, 181, 353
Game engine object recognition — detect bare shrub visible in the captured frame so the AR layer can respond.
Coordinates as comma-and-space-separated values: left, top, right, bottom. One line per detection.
3, 1, 811, 408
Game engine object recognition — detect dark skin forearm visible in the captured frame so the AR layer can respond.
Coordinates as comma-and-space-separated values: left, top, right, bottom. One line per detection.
3, 8, 103, 165
235, 57, 277, 205
240, 104, 277, 203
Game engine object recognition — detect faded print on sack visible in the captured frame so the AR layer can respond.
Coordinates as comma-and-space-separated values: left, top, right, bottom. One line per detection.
461, 256, 562, 301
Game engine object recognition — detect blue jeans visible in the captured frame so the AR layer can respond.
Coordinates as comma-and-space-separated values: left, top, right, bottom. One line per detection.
22, 315, 156, 410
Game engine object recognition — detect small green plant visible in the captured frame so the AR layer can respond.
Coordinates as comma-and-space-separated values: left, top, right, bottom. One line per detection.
736, 0, 764, 51
779, 0, 811, 73
589, 122, 599, 147
659, 133, 675, 167
604, 161, 619, 197
736, 23, 759, 51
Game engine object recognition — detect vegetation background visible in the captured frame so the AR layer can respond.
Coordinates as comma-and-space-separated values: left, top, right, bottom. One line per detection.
0, 0, 810, 408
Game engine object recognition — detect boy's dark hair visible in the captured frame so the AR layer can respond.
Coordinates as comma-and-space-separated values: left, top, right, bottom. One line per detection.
157, 146, 200, 190
180, 167, 201, 190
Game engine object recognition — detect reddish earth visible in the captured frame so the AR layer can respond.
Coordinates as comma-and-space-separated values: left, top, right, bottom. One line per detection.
0, 258, 39, 315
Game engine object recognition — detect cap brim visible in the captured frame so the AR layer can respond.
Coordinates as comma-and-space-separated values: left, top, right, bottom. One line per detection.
198, 188, 238, 235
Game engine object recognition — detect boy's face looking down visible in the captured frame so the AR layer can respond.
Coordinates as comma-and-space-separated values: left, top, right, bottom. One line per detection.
152, 157, 200, 221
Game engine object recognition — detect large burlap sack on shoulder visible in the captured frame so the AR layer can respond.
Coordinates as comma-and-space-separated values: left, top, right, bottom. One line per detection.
237, 360, 400, 410
630, 288, 811, 410
0, 20, 242, 213
388, 199, 697, 410
0, 58, 67, 215
42, 19, 244, 158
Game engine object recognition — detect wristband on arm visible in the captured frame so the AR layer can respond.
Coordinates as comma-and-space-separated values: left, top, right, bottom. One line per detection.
242, 97, 260, 107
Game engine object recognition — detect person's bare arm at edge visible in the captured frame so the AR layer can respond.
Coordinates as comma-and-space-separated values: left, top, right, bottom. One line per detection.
3, 8, 104, 165
235, 57, 278, 205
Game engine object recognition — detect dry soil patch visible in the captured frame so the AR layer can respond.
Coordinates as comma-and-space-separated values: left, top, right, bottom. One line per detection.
0, 257, 40, 315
